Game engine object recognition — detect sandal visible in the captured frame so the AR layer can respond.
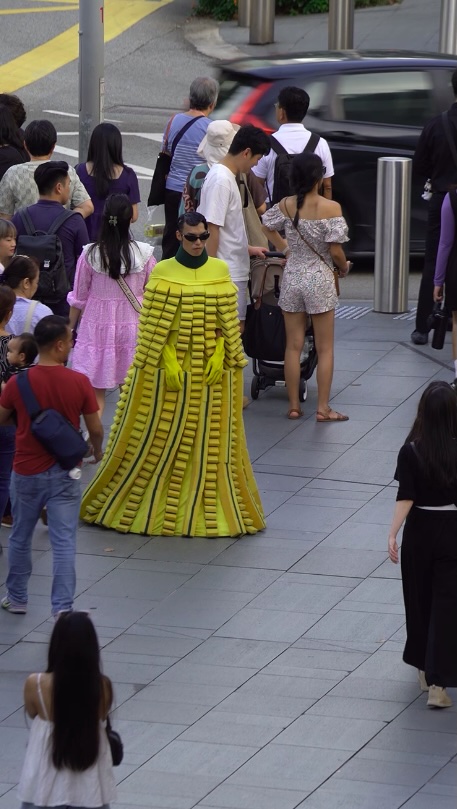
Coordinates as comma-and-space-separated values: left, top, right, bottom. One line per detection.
287, 408, 303, 420
316, 409, 349, 422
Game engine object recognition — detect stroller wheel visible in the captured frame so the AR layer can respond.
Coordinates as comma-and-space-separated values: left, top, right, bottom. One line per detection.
299, 378, 308, 403
251, 376, 260, 400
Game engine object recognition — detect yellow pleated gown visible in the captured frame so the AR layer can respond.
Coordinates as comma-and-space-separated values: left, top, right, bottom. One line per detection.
81, 254, 265, 537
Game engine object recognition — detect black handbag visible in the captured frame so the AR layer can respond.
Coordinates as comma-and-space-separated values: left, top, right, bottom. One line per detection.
106, 715, 123, 766
147, 115, 204, 206
243, 300, 286, 361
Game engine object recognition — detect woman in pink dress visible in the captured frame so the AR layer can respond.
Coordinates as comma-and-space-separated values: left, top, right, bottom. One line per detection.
68, 193, 156, 415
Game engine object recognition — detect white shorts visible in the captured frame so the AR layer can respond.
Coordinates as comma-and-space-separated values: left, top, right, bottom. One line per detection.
234, 280, 248, 321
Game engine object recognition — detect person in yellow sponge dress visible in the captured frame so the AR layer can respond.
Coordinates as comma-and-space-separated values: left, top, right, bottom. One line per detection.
81, 211, 265, 538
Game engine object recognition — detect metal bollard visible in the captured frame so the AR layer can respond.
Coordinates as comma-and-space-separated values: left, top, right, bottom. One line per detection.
250, 0, 275, 45
78, 0, 104, 161
238, 0, 251, 27
373, 157, 412, 314
328, 0, 354, 50
439, 0, 457, 54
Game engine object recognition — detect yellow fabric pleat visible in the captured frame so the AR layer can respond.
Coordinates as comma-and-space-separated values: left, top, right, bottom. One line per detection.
81, 256, 266, 538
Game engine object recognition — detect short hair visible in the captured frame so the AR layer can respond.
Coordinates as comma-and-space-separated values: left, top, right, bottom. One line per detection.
0, 255, 39, 289
0, 93, 26, 128
34, 315, 69, 348
189, 77, 219, 111
452, 70, 457, 96
0, 217, 17, 241
277, 86, 310, 123
0, 285, 16, 322
177, 211, 208, 232
24, 119, 57, 156
34, 161, 69, 196
228, 125, 270, 157
12, 332, 38, 365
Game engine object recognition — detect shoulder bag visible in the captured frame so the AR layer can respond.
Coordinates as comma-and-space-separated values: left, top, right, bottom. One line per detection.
116, 275, 142, 313
106, 714, 123, 766
147, 115, 205, 206
284, 199, 341, 296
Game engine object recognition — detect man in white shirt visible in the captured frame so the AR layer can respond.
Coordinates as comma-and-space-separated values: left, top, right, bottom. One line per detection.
198, 125, 270, 330
252, 86, 334, 202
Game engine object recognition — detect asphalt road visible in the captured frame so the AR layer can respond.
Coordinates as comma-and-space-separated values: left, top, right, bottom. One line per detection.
0, 0, 423, 300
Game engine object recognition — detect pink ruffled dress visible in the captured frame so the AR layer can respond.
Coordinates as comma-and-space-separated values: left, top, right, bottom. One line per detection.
68, 242, 156, 388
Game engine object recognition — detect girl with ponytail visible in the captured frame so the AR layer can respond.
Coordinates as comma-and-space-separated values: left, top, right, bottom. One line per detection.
68, 193, 156, 415
262, 152, 351, 421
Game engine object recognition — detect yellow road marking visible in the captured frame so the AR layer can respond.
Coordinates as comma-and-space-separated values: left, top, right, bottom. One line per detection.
0, 7, 77, 13
0, 0, 174, 93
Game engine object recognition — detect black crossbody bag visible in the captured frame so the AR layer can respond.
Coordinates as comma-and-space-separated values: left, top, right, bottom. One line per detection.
147, 115, 204, 206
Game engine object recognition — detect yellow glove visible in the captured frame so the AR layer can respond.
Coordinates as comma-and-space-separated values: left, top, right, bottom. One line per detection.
162, 344, 183, 391
205, 336, 225, 386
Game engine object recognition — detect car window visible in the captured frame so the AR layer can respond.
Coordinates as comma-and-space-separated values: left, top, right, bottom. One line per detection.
261, 79, 328, 129
335, 71, 434, 127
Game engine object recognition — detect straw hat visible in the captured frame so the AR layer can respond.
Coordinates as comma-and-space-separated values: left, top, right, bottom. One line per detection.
197, 120, 240, 166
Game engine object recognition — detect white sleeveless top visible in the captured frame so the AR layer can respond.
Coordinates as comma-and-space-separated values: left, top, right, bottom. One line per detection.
18, 673, 117, 807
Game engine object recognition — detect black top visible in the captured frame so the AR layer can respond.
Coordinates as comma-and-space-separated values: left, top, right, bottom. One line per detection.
395, 442, 457, 506
0, 144, 28, 182
0, 334, 13, 382
413, 103, 457, 193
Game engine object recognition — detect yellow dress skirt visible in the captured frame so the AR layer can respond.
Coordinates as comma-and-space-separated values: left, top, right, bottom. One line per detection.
80, 256, 265, 537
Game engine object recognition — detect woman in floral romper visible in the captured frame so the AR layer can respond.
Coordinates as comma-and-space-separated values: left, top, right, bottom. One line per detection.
262, 152, 351, 421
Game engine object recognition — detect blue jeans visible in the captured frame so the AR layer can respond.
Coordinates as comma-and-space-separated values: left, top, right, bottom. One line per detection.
6, 464, 81, 614
0, 425, 15, 520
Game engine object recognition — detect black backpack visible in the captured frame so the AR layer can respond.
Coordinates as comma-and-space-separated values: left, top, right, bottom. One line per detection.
15, 207, 75, 306
267, 132, 321, 205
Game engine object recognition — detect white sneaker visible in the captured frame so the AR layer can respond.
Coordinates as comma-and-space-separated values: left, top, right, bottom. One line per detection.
418, 669, 428, 692
427, 685, 453, 708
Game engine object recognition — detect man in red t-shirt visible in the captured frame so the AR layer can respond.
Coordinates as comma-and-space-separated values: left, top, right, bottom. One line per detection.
0, 315, 103, 616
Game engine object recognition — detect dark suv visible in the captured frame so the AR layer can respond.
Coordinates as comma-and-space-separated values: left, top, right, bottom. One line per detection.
214, 51, 457, 256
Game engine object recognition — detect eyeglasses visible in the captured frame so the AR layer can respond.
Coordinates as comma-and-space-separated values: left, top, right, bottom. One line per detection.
183, 231, 210, 242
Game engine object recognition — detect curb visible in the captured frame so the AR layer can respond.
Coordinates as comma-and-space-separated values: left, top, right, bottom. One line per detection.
185, 18, 248, 62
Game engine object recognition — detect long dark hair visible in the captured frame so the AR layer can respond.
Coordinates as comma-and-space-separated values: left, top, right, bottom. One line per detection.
47, 612, 104, 771
88, 193, 135, 279
0, 255, 39, 289
0, 285, 16, 322
86, 123, 124, 198
405, 381, 457, 489
290, 152, 324, 226
0, 104, 24, 151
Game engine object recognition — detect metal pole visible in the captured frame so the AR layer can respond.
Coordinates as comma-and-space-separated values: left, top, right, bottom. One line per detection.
250, 0, 274, 45
373, 157, 412, 314
439, 0, 457, 54
328, 0, 354, 50
238, 0, 251, 27
79, 0, 104, 161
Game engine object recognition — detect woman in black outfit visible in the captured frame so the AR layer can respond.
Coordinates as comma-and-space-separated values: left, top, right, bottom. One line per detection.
388, 381, 457, 708
0, 104, 28, 181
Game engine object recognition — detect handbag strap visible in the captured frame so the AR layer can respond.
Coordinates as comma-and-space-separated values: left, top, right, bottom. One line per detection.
23, 300, 39, 333
441, 111, 457, 171
283, 198, 334, 272
16, 369, 41, 419
170, 116, 205, 158
116, 275, 142, 313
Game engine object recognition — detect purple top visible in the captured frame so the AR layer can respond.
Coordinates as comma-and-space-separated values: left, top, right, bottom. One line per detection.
434, 192, 455, 287
75, 163, 141, 241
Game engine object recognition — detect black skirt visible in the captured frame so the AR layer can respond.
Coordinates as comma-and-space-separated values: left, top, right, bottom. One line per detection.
401, 506, 457, 687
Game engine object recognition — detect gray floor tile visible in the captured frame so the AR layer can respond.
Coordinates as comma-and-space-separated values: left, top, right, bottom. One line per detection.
400, 794, 456, 809
247, 579, 351, 614
140, 739, 256, 778
181, 565, 280, 594
105, 630, 203, 659
329, 676, 420, 703
347, 649, 417, 683
253, 472, 311, 492
290, 548, 387, 578
83, 568, 194, 600
391, 706, 457, 735
305, 609, 405, 643
256, 447, 345, 469
306, 695, 409, 722
355, 424, 410, 451
343, 577, 403, 605
331, 375, 424, 407
133, 681, 235, 707
253, 463, 318, 478
318, 521, 389, 551
215, 607, 319, 642
130, 536, 235, 563
155, 662, 257, 688
333, 349, 387, 372
32, 550, 122, 580
215, 691, 316, 720
184, 637, 288, 669
273, 714, 385, 751
75, 529, 149, 557
113, 698, 210, 726
366, 725, 457, 758
198, 783, 309, 809
72, 594, 154, 628
295, 780, 415, 809
260, 490, 295, 516
318, 448, 397, 485
263, 646, 370, 677
117, 769, 220, 807
266, 502, 357, 533
227, 744, 351, 792
114, 720, 187, 765
332, 754, 443, 787
209, 542, 312, 571
180, 709, 287, 748
306, 479, 383, 494
140, 588, 255, 631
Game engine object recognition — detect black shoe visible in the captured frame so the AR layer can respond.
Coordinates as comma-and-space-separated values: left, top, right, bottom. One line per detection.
411, 330, 428, 345
451, 378, 457, 392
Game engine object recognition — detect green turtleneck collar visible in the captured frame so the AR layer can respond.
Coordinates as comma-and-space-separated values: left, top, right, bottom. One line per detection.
176, 244, 208, 269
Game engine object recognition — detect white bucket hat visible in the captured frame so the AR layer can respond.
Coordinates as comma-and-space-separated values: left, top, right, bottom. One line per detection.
197, 120, 240, 166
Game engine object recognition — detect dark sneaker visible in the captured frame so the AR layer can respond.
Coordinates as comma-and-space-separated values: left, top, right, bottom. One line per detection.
451, 378, 457, 392
1, 514, 13, 528
1, 596, 27, 614
411, 330, 428, 345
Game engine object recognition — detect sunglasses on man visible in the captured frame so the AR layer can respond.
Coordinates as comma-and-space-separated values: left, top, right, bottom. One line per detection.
183, 231, 210, 242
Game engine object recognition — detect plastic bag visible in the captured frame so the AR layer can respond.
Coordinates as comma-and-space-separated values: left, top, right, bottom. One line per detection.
144, 206, 165, 245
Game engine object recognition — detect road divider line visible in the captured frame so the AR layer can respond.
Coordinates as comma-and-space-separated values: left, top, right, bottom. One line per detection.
0, 0, 174, 93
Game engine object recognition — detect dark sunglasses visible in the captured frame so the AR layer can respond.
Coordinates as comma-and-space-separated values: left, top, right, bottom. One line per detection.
183, 231, 210, 242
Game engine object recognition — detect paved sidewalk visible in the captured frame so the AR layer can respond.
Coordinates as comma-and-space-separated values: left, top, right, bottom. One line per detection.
186, 0, 442, 62
0, 300, 456, 809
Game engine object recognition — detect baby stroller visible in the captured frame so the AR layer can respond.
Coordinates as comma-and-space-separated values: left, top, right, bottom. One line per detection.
243, 253, 318, 402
